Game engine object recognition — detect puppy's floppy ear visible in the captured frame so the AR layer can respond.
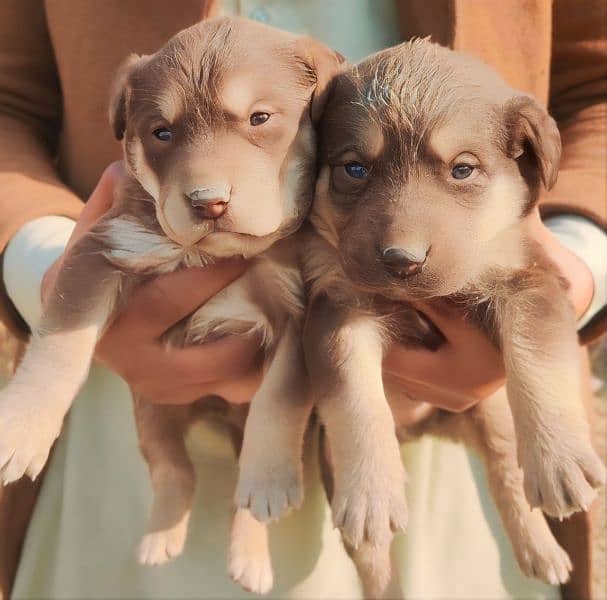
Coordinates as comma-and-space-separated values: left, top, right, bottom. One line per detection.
295, 37, 345, 124
504, 95, 561, 190
108, 53, 149, 140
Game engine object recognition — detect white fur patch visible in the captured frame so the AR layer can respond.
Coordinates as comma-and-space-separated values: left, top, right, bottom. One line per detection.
99, 217, 210, 273
186, 278, 271, 346
186, 249, 304, 349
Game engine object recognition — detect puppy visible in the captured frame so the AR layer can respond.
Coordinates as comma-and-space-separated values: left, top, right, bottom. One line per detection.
303, 39, 606, 596
0, 17, 341, 594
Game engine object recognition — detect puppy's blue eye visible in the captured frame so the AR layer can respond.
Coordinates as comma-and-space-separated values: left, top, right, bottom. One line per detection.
344, 162, 369, 179
153, 128, 172, 141
451, 164, 474, 179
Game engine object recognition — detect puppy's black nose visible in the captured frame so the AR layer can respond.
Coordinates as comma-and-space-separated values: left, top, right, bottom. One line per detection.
187, 186, 230, 219
381, 247, 426, 278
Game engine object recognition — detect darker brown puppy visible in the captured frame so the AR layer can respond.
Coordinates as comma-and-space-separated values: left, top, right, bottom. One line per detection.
0, 17, 342, 595
303, 39, 605, 597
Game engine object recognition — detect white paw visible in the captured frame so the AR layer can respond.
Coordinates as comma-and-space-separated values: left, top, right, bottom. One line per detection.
521, 438, 606, 519
228, 540, 274, 595
0, 390, 63, 485
137, 522, 188, 566
513, 514, 572, 585
235, 455, 303, 523
333, 449, 407, 549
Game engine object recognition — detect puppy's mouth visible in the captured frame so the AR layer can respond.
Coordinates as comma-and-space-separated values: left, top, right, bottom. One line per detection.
155, 205, 214, 247
340, 252, 442, 301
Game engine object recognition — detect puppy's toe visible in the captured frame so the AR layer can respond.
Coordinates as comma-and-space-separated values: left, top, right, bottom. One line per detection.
510, 509, 572, 585
522, 539, 571, 585
235, 461, 303, 523
522, 440, 605, 519
228, 546, 274, 595
578, 449, 606, 490
137, 525, 187, 566
340, 498, 367, 549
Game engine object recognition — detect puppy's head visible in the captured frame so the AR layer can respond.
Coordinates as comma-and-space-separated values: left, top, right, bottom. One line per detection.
110, 17, 342, 256
314, 39, 561, 298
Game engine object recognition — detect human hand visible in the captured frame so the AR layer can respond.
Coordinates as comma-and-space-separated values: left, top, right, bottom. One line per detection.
383, 208, 593, 412
41, 162, 263, 405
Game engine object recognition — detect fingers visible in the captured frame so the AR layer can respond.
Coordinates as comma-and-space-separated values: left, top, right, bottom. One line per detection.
120, 339, 264, 405
139, 369, 264, 406
160, 335, 263, 384
42, 162, 125, 304
383, 325, 504, 411
97, 333, 262, 394
105, 260, 248, 340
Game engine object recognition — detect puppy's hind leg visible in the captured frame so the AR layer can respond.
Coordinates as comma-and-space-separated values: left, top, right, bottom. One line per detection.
318, 428, 393, 599
134, 397, 195, 566
345, 540, 392, 600
228, 507, 273, 595
429, 389, 573, 585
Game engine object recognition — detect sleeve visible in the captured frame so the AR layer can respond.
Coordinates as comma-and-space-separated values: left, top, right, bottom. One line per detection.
3, 216, 75, 330
0, 0, 84, 338
545, 215, 607, 329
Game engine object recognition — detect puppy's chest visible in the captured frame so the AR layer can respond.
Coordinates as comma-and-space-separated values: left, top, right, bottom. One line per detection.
98, 216, 304, 351
183, 253, 304, 351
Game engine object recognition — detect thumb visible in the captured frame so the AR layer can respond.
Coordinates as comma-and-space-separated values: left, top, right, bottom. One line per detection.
66, 161, 124, 252
42, 161, 124, 304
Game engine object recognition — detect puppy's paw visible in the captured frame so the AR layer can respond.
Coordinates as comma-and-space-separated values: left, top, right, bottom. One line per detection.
235, 455, 303, 523
512, 512, 572, 585
137, 521, 188, 566
332, 448, 407, 549
228, 539, 274, 595
0, 390, 62, 485
521, 438, 606, 519
229, 508, 273, 594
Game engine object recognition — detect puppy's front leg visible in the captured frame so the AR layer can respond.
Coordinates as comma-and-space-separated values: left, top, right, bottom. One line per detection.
0, 232, 122, 484
496, 270, 605, 519
304, 295, 407, 551
235, 322, 312, 523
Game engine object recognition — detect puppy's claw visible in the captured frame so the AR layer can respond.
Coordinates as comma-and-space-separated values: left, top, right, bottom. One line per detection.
0, 390, 62, 486
521, 439, 605, 520
511, 511, 572, 585
137, 525, 187, 566
228, 545, 274, 595
332, 453, 408, 550
235, 459, 303, 523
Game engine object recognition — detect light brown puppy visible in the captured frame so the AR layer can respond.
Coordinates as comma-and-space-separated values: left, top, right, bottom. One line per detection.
303, 39, 606, 597
0, 17, 341, 594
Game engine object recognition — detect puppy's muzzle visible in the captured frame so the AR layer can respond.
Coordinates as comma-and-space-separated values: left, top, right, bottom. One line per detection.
381, 246, 428, 279
187, 185, 231, 219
